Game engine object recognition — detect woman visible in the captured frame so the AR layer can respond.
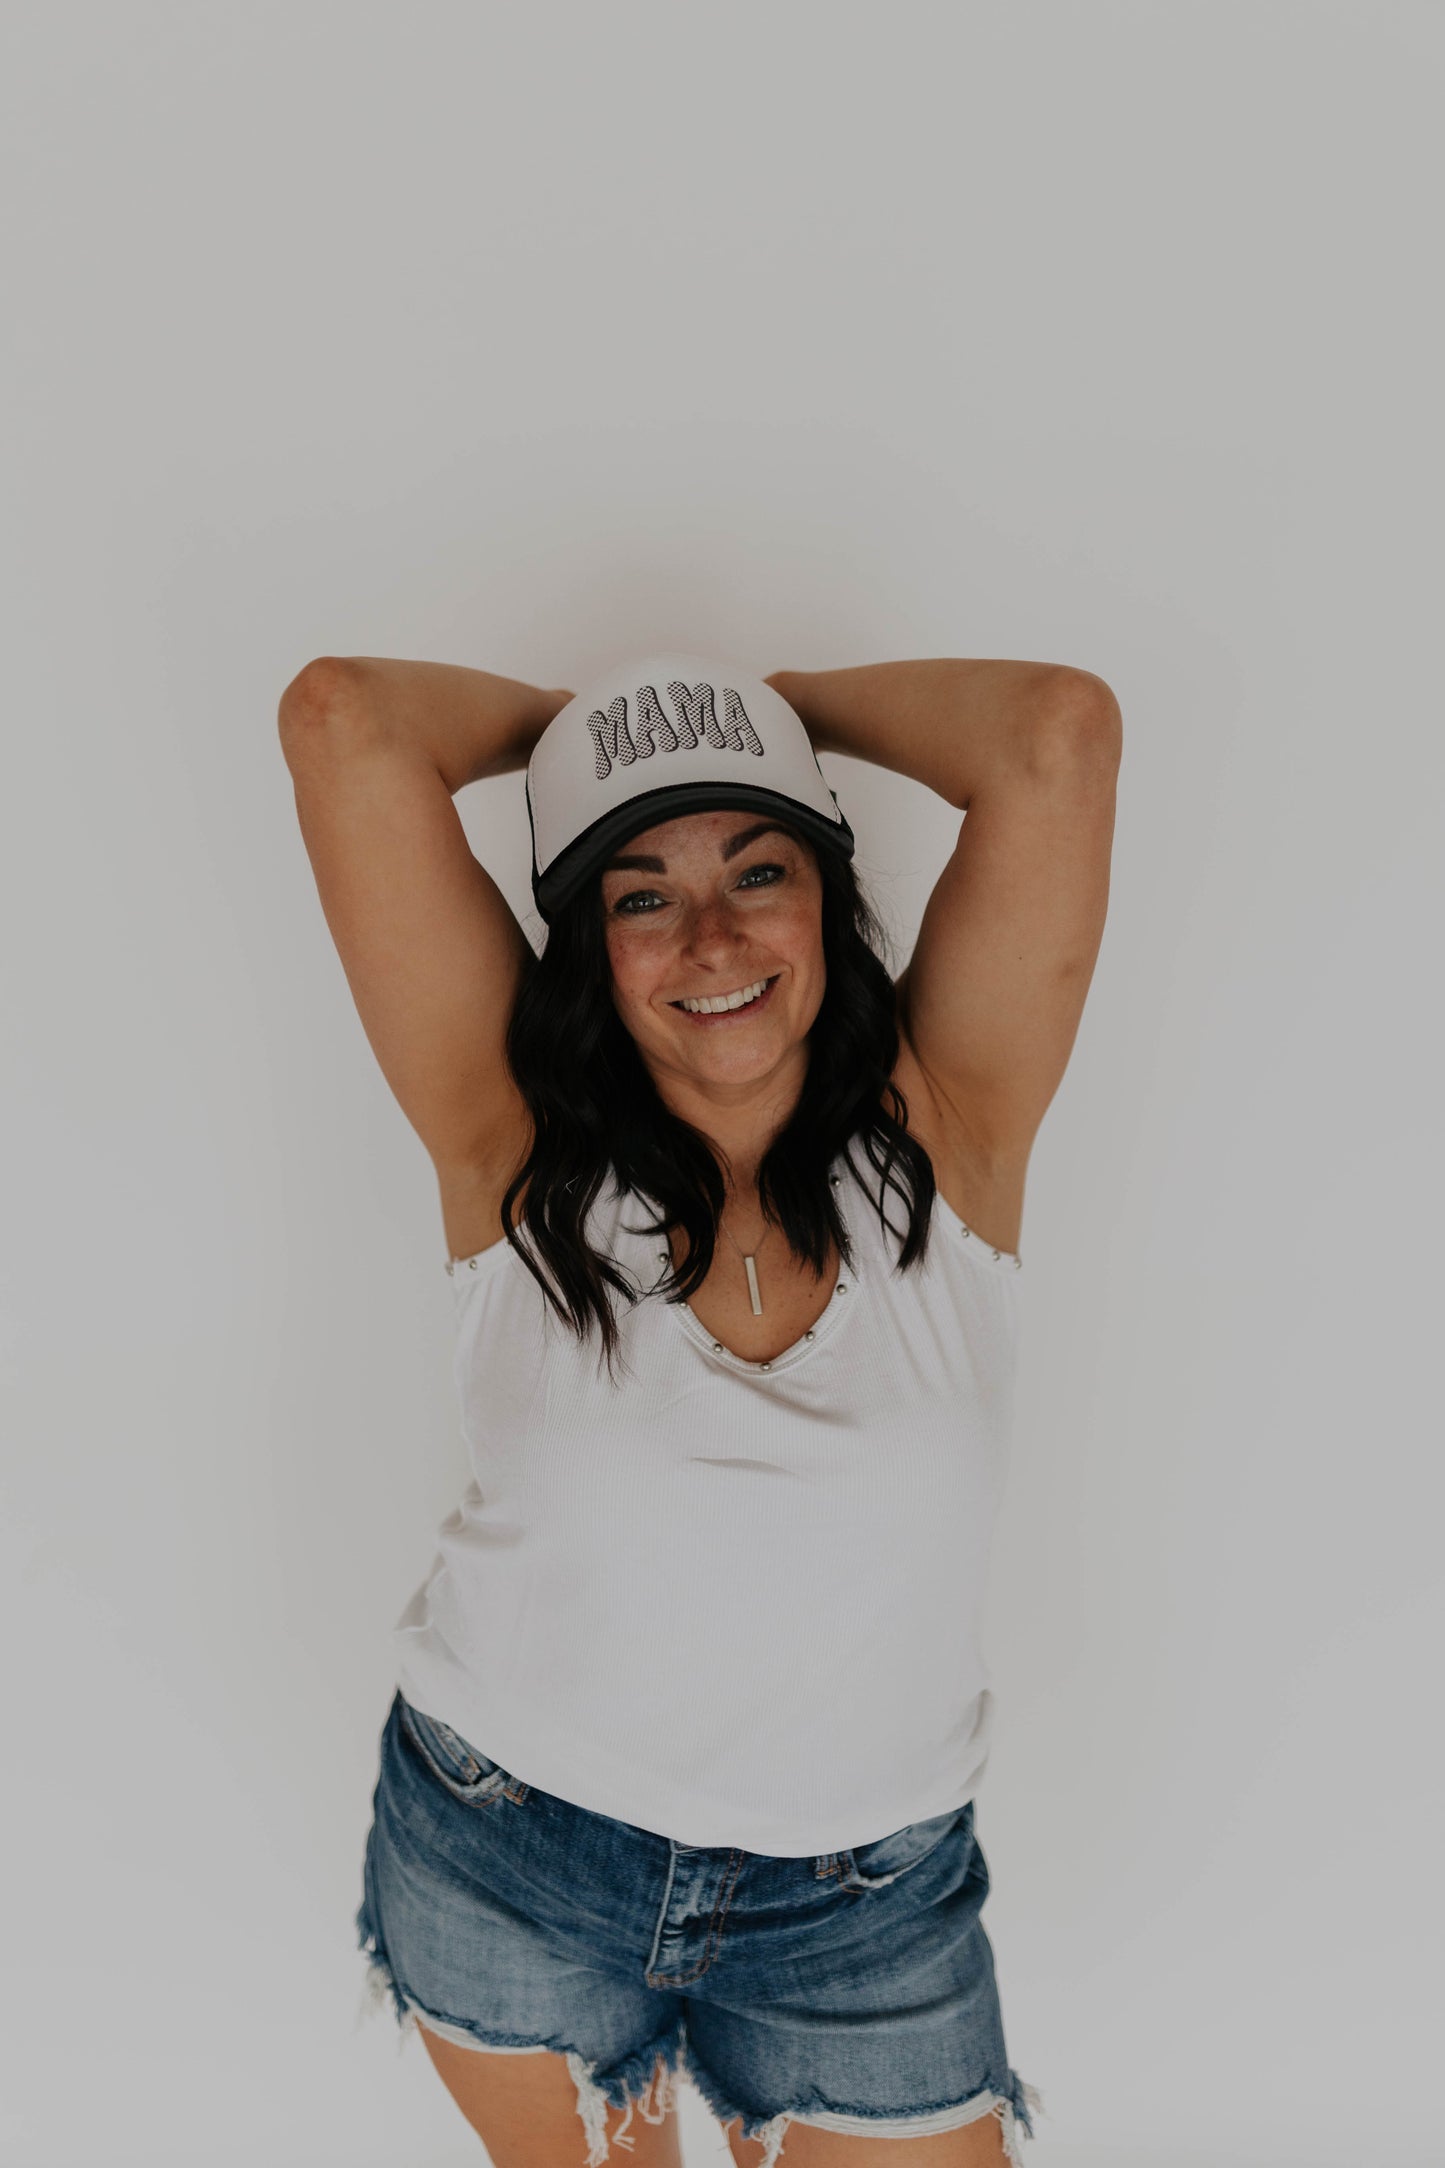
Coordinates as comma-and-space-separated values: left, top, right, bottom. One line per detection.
279, 649, 1122, 2168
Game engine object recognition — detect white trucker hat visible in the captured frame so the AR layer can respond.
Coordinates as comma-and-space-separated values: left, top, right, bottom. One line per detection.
525, 652, 855, 922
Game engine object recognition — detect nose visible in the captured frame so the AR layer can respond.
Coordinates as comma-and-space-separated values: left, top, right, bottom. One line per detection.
682, 895, 748, 969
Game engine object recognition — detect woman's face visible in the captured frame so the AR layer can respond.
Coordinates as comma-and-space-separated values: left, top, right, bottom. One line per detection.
599, 809, 825, 1097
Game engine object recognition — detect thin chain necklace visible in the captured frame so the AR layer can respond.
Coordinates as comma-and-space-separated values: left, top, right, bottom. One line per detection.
718, 1210, 773, 1316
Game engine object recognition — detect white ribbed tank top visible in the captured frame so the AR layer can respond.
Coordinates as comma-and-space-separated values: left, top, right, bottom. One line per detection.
393, 1147, 1022, 1857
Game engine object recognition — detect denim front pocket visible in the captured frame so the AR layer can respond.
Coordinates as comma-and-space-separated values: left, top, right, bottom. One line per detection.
838, 1799, 974, 1892
398, 1695, 513, 1808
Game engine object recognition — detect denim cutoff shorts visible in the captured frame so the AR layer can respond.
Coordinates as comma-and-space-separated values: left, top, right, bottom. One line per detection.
356, 1690, 1043, 2166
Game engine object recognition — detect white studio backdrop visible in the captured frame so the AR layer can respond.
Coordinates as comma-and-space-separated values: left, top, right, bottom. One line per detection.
2, 4, 1440, 2164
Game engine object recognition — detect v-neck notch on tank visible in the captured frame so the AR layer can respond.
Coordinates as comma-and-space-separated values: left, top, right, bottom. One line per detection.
648, 1159, 863, 1377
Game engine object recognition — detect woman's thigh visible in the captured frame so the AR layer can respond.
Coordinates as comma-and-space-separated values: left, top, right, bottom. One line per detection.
417, 2026, 683, 2168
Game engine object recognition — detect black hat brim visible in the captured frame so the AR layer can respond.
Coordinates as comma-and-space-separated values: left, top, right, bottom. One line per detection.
529, 782, 856, 924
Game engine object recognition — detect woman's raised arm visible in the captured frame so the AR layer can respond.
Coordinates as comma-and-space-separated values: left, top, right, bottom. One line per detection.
277, 656, 569, 1186
769, 658, 1122, 1168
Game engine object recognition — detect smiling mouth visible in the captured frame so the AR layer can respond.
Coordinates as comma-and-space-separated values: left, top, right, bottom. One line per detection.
670, 974, 779, 1017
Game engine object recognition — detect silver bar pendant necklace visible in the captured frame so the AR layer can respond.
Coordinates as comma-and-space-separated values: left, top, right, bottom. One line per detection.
720, 1216, 767, 1316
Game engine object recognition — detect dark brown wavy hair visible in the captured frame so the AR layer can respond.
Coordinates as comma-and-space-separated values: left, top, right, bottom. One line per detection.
499, 824, 938, 1378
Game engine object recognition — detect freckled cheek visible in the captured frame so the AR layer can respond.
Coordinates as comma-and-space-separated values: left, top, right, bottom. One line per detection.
606, 938, 671, 1022
773, 910, 825, 987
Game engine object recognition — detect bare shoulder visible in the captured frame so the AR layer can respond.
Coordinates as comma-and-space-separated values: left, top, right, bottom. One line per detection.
891, 1027, 1029, 1259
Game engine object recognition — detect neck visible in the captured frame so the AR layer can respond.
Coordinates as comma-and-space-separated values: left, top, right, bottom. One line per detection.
646, 1047, 807, 1202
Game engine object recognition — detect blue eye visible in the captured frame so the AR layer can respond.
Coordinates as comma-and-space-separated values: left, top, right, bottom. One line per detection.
611, 864, 783, 916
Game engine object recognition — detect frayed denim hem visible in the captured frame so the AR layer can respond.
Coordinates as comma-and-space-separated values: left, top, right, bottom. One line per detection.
357, 1903, 1045, 2166
678, 2026, 1046, 2168
355, 1930, 684, 2166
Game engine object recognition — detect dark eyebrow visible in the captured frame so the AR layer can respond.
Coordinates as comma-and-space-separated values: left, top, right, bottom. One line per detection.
604, 820, 794, 875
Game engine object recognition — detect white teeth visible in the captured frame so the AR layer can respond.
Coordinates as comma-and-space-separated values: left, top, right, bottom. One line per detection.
679, 976, 770, 1014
